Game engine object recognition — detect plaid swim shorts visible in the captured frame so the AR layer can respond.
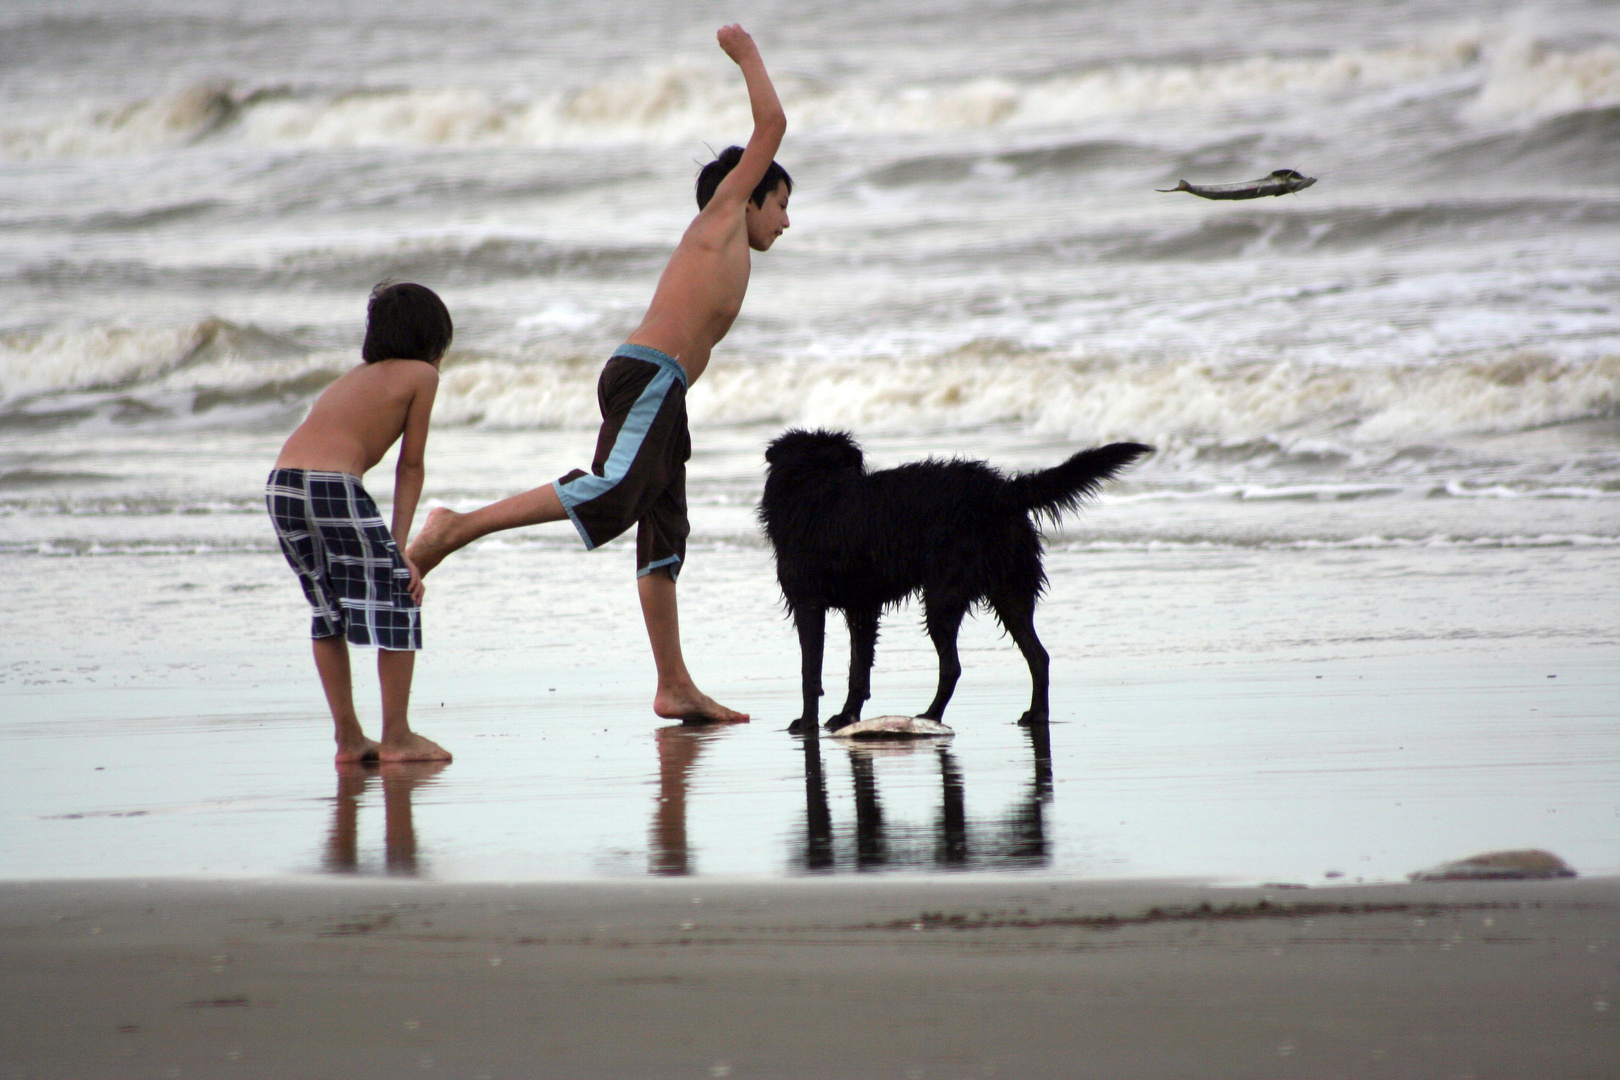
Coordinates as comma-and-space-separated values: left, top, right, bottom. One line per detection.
266, 468, 421, 650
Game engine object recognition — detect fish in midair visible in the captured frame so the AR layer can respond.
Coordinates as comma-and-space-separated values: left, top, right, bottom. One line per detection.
1157, 169, 1317, 200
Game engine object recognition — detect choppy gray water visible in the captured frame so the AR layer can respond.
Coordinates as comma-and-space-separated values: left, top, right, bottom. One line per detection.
2, 0, 1617, 882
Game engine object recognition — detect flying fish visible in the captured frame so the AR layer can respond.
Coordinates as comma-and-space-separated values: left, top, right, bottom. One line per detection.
1157, 169, 1317, 200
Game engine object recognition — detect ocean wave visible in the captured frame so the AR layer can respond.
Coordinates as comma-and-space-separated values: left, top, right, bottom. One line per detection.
683, 348, 1620, 447
1465, 29, 1620, 125
7, 319, 1617, 451
1102, 197, 1620, 260
0, 27, 1566, 160
0, 318, 313, 403
1056, 533, 1620, 553
0, 322, 211, 402
434, 343, 1620, 453
861, 139, 1161, 188
0, 495, 265, 517
1430, 104, 1620, 182
0, 468, 119, 491
1110, 480, 1619, 503
3, 235, 661, 292
0, 82, 241, 159
0, 538, 271, 557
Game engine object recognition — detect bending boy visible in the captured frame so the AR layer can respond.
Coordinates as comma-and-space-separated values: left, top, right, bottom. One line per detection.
409, 24, 789, 724
268, 282, 453, 763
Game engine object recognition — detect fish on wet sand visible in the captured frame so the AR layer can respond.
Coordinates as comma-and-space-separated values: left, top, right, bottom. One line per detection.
1157, 169, 1317, 200
827, 715, 955, 739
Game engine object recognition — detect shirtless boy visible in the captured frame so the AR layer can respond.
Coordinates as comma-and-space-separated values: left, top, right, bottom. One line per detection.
268, 282, 453, 763
409, 23, 789, 725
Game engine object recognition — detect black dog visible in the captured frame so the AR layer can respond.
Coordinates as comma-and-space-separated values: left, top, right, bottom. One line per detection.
759, 429, 1151, 733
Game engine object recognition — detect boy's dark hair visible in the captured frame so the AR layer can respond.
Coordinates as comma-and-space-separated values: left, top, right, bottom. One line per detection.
362, 282, 453, 364
695, 146, 793, 210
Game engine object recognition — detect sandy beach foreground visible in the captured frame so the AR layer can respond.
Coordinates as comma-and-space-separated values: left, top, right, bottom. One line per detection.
2, 876, 1614, 1079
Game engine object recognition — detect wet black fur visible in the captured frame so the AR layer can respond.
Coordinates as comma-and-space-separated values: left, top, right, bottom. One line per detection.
759, 429, 1152, 733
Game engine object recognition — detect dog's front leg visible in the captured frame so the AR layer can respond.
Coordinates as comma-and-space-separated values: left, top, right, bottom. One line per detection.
788, 605, 826, 735
828, 607, 880, 731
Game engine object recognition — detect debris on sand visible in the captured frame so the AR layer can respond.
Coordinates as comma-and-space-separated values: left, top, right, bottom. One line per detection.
1410, 849, 1576, 882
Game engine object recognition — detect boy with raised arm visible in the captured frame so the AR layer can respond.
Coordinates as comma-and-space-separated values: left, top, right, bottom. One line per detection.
268, 282, 453, 763
409, 24, 789, 724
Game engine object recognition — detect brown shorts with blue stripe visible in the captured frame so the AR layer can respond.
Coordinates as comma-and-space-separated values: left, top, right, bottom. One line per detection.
555, 344, 691, 579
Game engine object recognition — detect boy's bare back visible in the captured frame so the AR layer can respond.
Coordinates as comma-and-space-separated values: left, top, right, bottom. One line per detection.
275, 359, 438, 478
625, 24, 788, 384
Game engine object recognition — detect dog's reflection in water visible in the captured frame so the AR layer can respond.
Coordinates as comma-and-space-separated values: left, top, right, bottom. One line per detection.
324, 761, 449, 876
650, 722, 1052, 876
798, 724, 1053, 873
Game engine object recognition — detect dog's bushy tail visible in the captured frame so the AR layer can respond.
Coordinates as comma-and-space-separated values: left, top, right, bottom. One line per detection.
1015, 442, 1153, 523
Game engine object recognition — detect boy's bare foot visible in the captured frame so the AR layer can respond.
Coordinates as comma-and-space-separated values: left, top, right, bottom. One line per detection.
407, 507, 464, 576
335, 737, 382, 764
377, 731, 453, 762
654, 684, 750, 724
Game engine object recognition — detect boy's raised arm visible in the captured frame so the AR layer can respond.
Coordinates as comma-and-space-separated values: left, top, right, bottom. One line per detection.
707, 24, 786, 212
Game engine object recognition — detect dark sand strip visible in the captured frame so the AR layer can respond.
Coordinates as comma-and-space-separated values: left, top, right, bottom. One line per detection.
2, 876, 1616, 1079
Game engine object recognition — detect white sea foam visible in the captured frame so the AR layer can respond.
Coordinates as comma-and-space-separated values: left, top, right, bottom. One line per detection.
682, 349, 1620, 447
0, 318, 340, 405
430, 355, 602, 428
0, 323, 213, 401
1007, 33, 1484, 128
6, 25, 1588, 160
11, 324, 1614, 453
1465, 23, 1620, 124
0, 83, 237, 160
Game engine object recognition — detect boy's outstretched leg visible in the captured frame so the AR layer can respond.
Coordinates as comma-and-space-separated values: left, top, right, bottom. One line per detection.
376, 647, 452, 762
409, 483, 567, 575
313, 636, 381, 763
639, 571, 749, 724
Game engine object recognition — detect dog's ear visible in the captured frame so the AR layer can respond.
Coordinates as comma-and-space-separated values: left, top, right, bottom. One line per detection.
763, 432, 787, 465
822, 431, 865, 470
764, 429, 805, 466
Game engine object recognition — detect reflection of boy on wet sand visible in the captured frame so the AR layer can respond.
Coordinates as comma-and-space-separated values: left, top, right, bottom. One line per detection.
410, 24, 790, 724
651, 725, 712, 876
326, 762, 448, 875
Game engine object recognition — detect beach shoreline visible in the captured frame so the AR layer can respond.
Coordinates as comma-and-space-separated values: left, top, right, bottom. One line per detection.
3, 874, 1615, 1078
5, 1, 1619, 1073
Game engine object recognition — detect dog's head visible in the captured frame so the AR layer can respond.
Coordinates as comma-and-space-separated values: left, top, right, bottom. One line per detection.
764, 428, 866, 477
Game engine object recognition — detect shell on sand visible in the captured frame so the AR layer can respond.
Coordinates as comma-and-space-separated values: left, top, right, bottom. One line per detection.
1409, 849, 1576, 882
829, 715, 954, 739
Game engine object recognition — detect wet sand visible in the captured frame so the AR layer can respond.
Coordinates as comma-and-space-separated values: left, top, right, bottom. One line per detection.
5, 435, 1617, 1076
3, 875, 1615, 1079
6, 539, 1618, 885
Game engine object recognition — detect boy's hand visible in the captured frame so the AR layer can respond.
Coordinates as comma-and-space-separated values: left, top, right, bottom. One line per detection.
716, 23, 758, 63
405, 557, 426, 604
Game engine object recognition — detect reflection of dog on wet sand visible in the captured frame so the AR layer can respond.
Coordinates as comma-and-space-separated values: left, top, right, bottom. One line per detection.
759, 429, 1151, 733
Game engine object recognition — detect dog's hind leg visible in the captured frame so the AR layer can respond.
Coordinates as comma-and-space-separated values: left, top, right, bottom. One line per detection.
990, 588, 1050, 725
788, 605, 826, 735
917, 597, 969, 721
827, 606, 880, 732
